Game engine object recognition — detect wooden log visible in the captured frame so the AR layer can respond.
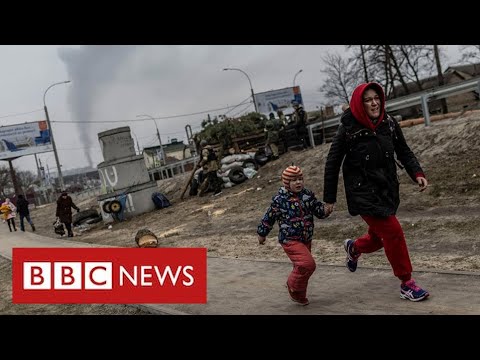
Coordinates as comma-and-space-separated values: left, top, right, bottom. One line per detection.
135, 228, 158, 248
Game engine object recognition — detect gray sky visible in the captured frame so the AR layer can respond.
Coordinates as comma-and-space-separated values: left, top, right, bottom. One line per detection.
0, 45, 464, 174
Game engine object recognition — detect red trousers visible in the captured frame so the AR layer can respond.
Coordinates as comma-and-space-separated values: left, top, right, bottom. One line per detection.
282, 240, 316, 298
356, 215, 412, 282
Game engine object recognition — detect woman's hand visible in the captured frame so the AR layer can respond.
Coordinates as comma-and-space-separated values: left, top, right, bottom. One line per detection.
324, 203, 335, 215
416, 177, 428, 192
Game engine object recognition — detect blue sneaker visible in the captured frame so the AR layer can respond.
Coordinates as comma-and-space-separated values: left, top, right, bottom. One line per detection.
344, 239, 360, 272
400, 279, 429, 302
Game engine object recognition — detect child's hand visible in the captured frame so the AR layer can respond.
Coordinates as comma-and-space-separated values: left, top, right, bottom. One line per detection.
258, 235, 266, 245
324, 203, 335, 216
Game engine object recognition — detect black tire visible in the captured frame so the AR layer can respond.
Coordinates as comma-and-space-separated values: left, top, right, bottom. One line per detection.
72, 209, 99, 226
254, 154, 269, 166
84, 216, 103, 225
102, 201, 112, 214
228, 166, 247, 184
242, 159, 258, 171
110, 200, 122, 214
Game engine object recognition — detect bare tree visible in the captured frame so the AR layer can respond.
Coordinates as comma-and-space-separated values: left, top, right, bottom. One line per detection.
460, 45, 480, 63
319, 45, 438, 109
347, 45, 369, 82
0, 165, 9, 197
319, 52, 359, 105
17, 170, 38, 194
397, 45, 435, 90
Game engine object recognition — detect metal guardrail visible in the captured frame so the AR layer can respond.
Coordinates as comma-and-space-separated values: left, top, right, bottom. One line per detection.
308, 77, 480, 146
386, 76, 480, 112
148, 156, 199, 180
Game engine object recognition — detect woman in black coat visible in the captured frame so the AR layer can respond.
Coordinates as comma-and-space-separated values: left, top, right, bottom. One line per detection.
56, 191, 80, 237
323, 82, 429, 302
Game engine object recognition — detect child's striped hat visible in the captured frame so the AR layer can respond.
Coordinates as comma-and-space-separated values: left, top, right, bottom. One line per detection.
282, 165, 303, 189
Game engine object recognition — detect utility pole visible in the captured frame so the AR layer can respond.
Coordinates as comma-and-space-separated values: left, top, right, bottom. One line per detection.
434, 45, 449, 114
43, 80, 71, 191
8, 159, 21, 195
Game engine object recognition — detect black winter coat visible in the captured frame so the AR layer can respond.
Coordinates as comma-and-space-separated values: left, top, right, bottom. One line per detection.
16, 197, 30, 216
56, 195, 79, 224
323, 110, 424, 217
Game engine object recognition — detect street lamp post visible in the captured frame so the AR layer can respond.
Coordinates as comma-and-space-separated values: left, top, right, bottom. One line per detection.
43, 80, 70, 191
136, 114, 165, 165
131, 130, 141, 155
293, 69, 303, 87
223, 68, 258, 113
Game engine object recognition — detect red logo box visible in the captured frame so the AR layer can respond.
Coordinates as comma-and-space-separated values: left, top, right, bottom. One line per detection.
12, 248, 207, 304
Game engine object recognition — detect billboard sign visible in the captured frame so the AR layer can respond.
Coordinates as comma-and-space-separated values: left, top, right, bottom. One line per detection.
0, 121, 52, 160
254, 86, 304, 116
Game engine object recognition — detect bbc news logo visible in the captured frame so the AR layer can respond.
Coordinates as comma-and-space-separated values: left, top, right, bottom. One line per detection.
12, 248, 207, 304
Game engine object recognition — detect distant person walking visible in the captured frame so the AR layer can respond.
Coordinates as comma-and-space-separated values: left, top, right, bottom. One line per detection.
257, 165, 329, 305
1, 198, 17, 232
56, 191, 80, 237
323, 82, 430, 302
16, 194, 35, 232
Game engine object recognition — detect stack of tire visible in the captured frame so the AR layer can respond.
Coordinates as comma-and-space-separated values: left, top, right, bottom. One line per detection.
218, 153, 258, 188
72, 209, 103, 226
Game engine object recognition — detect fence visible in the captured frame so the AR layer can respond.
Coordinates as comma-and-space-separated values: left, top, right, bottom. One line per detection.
148, 156, 199, 181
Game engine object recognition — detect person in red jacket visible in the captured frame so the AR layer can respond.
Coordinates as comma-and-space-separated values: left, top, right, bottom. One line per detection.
323, 82, 429, 302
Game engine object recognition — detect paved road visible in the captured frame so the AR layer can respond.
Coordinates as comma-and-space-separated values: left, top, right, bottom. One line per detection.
1, 225, 479, 315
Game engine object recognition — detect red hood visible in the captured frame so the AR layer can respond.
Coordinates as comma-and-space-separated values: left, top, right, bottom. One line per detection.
349, 82, 385, 131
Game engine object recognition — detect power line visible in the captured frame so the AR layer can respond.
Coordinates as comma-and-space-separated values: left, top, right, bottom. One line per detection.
223, 95, 252, 116
0, 108, 44, 120
231, 103, 253, 118
52, 101, 253, 124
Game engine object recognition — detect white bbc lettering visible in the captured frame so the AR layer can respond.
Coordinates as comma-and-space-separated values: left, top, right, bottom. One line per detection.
182, 266, 194, 286
54, 262, 82, 290
23, 262, 51, 290
153, 265, 182, 285
119, 265, 195, 287
141, 266, 153, 286
119, 266, 137, 286
84, 262, 113, 290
